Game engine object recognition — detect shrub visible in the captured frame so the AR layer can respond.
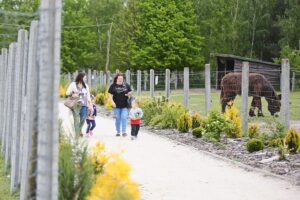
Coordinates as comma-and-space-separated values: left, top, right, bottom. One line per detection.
202, 111, 234, 142
87, 155, 140, 200
192, 127, 205, 138
278, 144, 288, 160
59, 85, 67, 98
269, 138, 284, 148
140, 98, 168, 125
285, 128, 300, 153
87, 142, 140, 200
248, 124, 260, 139
177, 112, 192, 133
95, 93, 105, 105
59, 137, 94, 200
258, 120, 287, 146
91, 84, 106, 96
191, 112, 202, 129
104, 90, 113, 110
246, 138, 264, 153
90, 142, 107, 174
148, 102, 185, 129
224, 102, 242, 138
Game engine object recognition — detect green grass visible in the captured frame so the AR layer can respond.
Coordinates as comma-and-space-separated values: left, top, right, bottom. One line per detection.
0, 156, 18, 200
140, 89, 300, 120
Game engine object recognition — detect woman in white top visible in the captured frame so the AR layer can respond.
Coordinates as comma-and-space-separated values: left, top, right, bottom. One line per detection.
66, 72, 91, 136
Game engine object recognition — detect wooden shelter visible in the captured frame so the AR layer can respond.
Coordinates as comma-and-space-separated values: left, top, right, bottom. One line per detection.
212, 53, 281, 89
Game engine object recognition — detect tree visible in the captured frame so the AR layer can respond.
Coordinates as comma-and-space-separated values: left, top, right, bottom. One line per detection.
113, 0, 203, 71
61, 0, 99, 72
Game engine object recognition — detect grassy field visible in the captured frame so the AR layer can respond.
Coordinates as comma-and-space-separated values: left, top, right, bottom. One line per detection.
0, 156, 18, 200
140, 89, 300, 121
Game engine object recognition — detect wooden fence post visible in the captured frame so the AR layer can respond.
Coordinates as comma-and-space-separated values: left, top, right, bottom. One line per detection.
205, 64, 211, 115
126, 70, 131, 85
174, 71, 178, 90
4, 45, 16, 172
20, 21, 39, 200
241, 62, 249, 136
11, 30, 28, 193
92, 69, 97, 87
184, 67, 189, 107
36, 0, 62, 199
144, 71, 148, 91
99, 71, 104, 85
88, 69, 92, 88
106, 71, 111, 87
137, 70, 141, 96
165, 69, 170, 99
67, 72, 71, 84
150, 69, 155, 98
281, 59, 290, 128
291, 71, 295, 92
0, 48, 8, 155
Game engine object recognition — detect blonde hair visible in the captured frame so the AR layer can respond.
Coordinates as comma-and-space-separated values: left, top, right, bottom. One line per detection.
133, 99, 140, 106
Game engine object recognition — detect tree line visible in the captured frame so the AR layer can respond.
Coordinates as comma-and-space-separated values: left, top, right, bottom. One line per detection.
1, 0, 300, 72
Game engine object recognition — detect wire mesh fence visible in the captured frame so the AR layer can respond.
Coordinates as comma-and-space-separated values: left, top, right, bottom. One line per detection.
86, 64, 300, 126
0, 1, 62, 199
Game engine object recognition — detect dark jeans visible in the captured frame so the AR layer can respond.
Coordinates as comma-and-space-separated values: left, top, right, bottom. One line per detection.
131, 124, 140, 136
86, 119, 96, 133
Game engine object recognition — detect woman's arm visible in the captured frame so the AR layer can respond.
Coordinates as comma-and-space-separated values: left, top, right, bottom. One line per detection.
108, 93, 116, 107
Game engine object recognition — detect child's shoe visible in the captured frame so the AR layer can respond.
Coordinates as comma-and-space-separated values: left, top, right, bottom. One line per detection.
89, 131, 93, 136
131, 136, 135, 140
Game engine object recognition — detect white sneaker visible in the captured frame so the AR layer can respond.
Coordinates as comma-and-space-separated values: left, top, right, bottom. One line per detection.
131, 136, 135, 140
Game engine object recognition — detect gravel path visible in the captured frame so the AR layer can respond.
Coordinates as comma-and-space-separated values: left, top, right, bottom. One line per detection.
59, 104, 300, 200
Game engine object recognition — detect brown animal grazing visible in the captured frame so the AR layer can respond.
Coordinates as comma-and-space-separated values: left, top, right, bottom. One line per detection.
220, 73, 281, 117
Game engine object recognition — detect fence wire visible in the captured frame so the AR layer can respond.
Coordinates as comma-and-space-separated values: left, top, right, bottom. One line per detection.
0, 1, 62, 200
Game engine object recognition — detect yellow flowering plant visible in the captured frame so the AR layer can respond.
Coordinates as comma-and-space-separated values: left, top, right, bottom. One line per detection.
224, 101, 243, 138
88, 142, 140, 200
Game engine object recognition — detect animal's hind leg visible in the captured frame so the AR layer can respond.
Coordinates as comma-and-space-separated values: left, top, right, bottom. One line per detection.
256, 97, 264, 117
249, 97, 256, 117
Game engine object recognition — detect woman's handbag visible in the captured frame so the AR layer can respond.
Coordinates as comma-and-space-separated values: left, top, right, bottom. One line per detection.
64, 96, 78, 109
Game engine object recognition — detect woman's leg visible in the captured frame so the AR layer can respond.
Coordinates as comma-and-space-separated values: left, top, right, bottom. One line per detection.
113, 108, 121, 134
79, 106, 88, 134
120, 108, 128, 134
